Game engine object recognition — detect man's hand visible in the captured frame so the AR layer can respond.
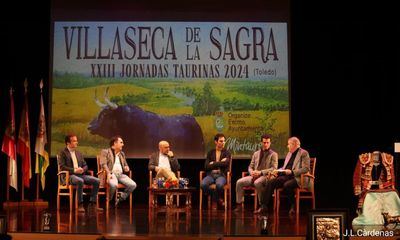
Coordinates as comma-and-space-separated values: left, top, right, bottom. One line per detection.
124, 165, 130, 172
272, 169, 291, 176
74, 167, 84, 174
284, 169, 292, 175
251, 170, 261, 177
209, 161, 214, 165
221, 158, 227, 162
167, 151, 174, 158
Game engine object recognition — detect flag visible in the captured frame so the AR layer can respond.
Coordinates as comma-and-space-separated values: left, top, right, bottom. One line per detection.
2, 88, 18, 191
35, 80, 49, 190
17, 81, 32, 188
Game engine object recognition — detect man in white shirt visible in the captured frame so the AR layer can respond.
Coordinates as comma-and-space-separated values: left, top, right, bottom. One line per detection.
59, 134, 102, 212
100, 136, 137, 206
148, 140, 180, 178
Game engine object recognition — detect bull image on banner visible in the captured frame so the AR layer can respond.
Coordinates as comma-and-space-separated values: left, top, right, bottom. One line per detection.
88, 88, 205, 157
51, 22, 289, 158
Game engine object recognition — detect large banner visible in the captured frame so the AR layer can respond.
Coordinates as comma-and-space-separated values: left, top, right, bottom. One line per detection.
51, 21, 289, 158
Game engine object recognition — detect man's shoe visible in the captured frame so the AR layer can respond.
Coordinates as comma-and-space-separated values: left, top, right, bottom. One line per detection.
218, 199, 225, 208
289, 205, 296, 216
115, 192, 124, 207
211, 202, 218, 210
260, 207, 268, 216
89, 202, 103, 212
254, 207, 263, 214
115, 197, 121, 207
77, 204, 85, 213
255, 207, 268, 215
233, 204, 243, 212
115, 193, 126, 207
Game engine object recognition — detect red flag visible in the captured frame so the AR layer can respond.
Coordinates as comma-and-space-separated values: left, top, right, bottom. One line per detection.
2, 88, 18, 191
17, 80, 32, 188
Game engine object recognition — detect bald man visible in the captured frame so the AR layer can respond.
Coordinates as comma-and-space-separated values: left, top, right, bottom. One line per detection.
259, 136, 310, 216
148, 141, 180, 177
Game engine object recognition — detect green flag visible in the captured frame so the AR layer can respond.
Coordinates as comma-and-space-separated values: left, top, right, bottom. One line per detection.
34, 80, 49, 190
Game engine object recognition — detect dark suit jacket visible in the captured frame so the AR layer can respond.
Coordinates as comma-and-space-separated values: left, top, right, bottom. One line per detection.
204, 148, 231, 177
148, 151, 180, 174
59, 147, 88, 174
58, 147, 89, 184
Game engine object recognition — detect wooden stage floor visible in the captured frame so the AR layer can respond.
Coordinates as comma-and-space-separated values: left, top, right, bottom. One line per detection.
2, 203, 307, 239
3, 204, 400, 239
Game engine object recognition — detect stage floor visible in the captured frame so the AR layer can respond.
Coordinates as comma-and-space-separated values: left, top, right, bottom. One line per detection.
2, 204, 306, 238
3, 204, 400, 239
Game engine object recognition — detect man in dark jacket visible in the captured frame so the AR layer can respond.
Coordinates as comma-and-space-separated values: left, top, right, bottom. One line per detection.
201, 133, 231, 209
148, 140, 180, 179
59, 134, 102, 212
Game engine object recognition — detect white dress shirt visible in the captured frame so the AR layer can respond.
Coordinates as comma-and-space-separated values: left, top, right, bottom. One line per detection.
158, 153, 171, 171
112, 153, 123, 175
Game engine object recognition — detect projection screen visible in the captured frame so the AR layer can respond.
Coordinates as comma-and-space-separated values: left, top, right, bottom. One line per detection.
50, 1, 290, 158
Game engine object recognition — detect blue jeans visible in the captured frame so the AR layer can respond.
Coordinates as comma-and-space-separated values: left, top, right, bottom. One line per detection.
70, 174, 100, 203
201, 173, 226, 201
108, 173, 137, 201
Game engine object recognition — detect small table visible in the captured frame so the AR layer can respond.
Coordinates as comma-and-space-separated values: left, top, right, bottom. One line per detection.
148, 187, 196, 209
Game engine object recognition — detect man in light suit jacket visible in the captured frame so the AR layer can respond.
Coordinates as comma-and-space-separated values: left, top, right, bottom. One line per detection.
148, 140, 180, 178
259, 136, 310, 216
234, 134, 278, 213
100, 135, 136, 206
59, 134, 101, 212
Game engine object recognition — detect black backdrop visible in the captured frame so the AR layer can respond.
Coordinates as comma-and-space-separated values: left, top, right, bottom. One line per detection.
1, 0, 400, 219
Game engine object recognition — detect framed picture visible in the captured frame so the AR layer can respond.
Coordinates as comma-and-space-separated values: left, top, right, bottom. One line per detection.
0, 215, 6, 234
308, 209, 349, 240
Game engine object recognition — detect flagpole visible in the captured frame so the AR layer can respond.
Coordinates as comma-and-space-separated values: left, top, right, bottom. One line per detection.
34, 79, 48, 207
17, 78, 31, 204
35, 82, 43, 202
36, 171, 40, 201
20, 79, 28, 203
33, 170, 46, 203
6, 157, 10, 202
21, 178, 25, 201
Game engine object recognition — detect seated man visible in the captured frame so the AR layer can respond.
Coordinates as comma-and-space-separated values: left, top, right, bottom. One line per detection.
100, 135, 137, 206
148, 140, 180, 183
259, 136, 310, 216
201, 133, 231, 209
353, 151, 400, 225
59, 134, 102, 212
234, 134, 278, 213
